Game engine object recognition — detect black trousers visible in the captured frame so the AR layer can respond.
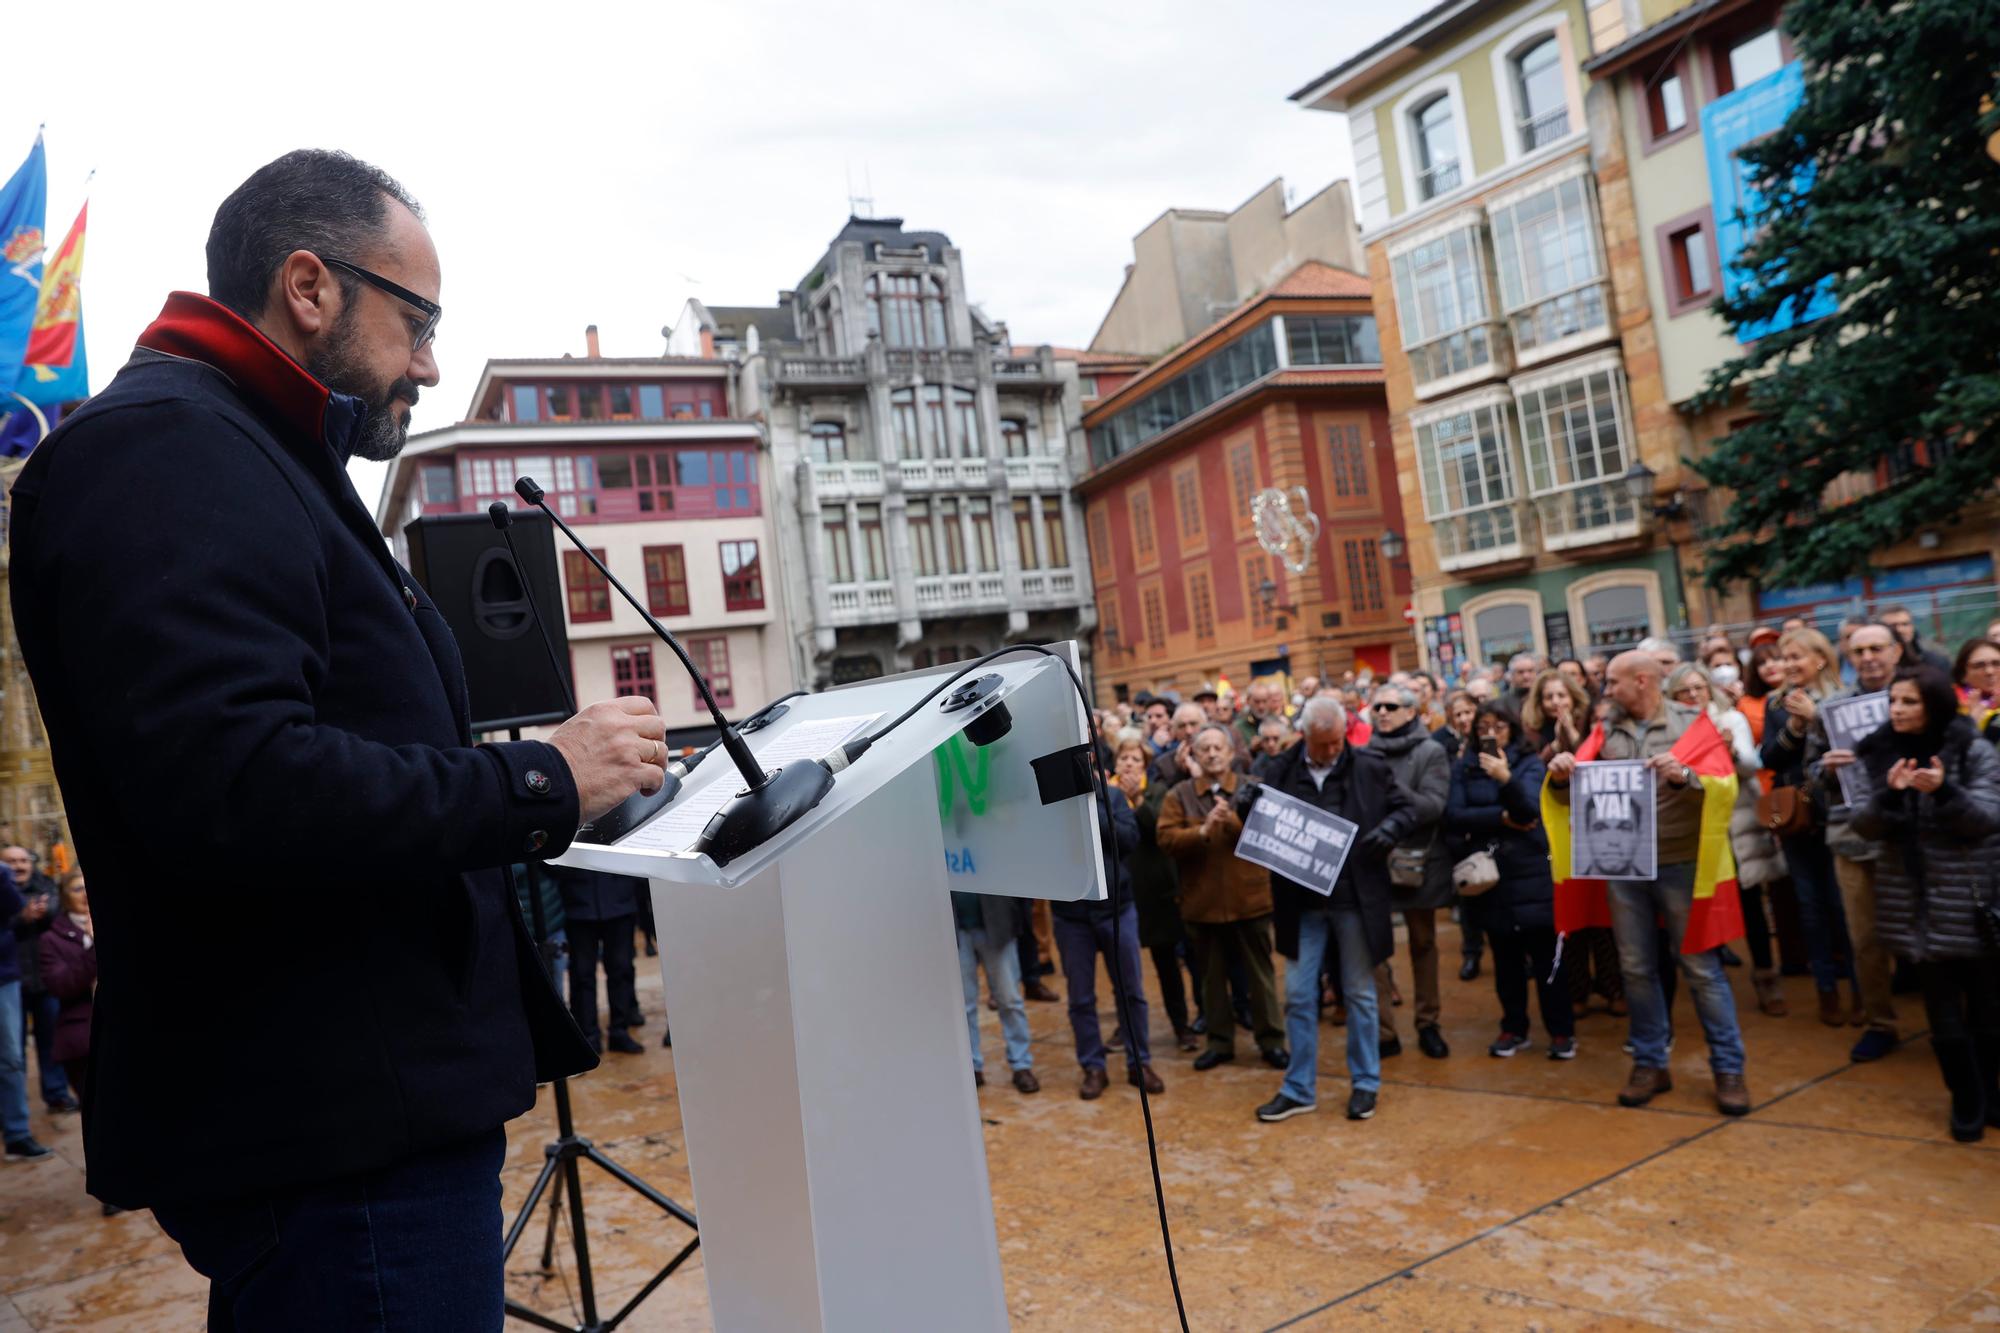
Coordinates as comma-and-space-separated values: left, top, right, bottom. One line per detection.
567, 915, 640, 1046
1490, 921, 1574, 1040
1920, 956, 2000, 1081
1148, 941, 1192, 1036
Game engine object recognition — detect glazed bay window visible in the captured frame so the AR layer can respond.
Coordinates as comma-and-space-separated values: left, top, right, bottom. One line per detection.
1284, 316, 1381, 366
1514, 357, 1640, 550
1487, 169, 1608, 362
1411, 391, 1526, 569
1389, 221, 1499, 392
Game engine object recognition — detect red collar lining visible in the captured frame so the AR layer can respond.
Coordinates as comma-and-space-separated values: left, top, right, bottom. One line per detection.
136, 292, 331, 446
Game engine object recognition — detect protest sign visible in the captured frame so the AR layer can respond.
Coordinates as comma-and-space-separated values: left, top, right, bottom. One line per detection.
1822, 690, 1890, 808
1573, 760, 1656, 880
1233, 785, 1358, 897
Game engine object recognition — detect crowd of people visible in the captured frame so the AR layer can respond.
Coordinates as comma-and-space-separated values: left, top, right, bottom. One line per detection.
954, 606, 2000, 1143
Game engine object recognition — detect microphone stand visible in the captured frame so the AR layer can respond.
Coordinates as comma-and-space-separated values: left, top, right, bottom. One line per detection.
487, 503, 699, 1333
511, 477, 832, 866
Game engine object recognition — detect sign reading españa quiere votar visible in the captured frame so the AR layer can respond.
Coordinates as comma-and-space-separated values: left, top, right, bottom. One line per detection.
1233, 785, 1358, 898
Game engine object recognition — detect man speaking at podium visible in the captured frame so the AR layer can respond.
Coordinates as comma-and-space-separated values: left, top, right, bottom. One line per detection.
8, 151, 667, 1329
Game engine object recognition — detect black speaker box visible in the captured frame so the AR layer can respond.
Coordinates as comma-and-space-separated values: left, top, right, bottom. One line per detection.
403, 511, 574, 733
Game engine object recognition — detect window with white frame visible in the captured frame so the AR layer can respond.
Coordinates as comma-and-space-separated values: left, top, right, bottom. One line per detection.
1488, 171, 1608, 358
1510, 37, 1569, 151
1412, 395, 1524, 561
1514, 360, 1639, 544
1390, 223, 1498, 389
1411, 95, 1461, 200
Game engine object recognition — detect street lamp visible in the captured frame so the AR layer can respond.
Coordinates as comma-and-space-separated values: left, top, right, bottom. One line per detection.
1378, 527, 1406, 564
1622, 461, 1686, 520
1257, 577, 1299, 617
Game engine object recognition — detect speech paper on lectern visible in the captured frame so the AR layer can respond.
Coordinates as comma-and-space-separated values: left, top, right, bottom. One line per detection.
1233, 786, 1357, 897
618, 713, 881, 853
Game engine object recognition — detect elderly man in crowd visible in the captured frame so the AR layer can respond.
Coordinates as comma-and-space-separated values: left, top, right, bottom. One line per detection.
1150, 701, 1211, 786
1503, 654, 1543, 711
1233, 679, 1286, 755
1548, 651, 1750, 1116
1254, 716, 1293, 765
1810, 622, 1907, 1063
1256, 697, 1415, 1122
1366, 685, 1455, 1060
1157, 726, 1288, 1072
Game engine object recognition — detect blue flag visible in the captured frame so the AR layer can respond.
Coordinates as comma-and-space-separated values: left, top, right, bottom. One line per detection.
0, 134, 47, 381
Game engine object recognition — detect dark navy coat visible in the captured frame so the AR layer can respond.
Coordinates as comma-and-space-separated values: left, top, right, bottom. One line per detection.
9, 293, 595, 1207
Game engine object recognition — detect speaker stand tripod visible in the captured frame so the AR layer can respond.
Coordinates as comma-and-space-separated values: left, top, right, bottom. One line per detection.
502, 826, 699, 1331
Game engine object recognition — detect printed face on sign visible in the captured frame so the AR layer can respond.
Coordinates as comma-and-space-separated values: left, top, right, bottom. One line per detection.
1586, 793, 1642, 876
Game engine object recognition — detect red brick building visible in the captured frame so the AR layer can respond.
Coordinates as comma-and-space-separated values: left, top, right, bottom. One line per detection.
1077, 263, 1410, 703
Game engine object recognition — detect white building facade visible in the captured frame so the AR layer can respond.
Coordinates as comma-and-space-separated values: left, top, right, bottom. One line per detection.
717, 217, 1094, 686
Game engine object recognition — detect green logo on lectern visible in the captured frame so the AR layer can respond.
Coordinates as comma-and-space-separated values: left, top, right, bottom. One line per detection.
932, 733, 992, 824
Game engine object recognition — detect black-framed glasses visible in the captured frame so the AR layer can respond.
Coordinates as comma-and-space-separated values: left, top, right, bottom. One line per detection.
322, 256, 441, 351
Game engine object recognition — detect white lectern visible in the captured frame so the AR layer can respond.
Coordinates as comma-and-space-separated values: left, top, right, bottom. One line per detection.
553, 646, 1106, 1332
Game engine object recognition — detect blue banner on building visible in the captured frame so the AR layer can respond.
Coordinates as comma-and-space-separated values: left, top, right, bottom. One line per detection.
1702, 62, 1836, 343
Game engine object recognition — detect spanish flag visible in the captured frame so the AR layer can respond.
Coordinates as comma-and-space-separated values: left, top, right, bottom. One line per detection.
17, 201, 85, 406
1542, 713, 1745, 955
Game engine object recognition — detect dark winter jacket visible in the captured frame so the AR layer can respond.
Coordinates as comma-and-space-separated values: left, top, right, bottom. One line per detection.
1367, 721, 1453, 911
1260, 742, 1415, 968
10, 871, 59, 993
1851, 716, 2000, 961
547, 865, 645, 922
1054, 786, 1139, 923
7, 293, 595, 1208
1445, 742, 1553, 931
0, 870, 22, 988
950, 891, 1028, 945
36, 916, 95, 1066
1126, 780, 1186, 949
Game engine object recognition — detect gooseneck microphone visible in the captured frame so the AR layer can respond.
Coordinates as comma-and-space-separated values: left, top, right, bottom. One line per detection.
487, 501, 682, 843
511, 476, 833, 864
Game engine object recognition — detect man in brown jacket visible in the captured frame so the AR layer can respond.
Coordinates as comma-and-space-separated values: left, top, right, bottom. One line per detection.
1158, 726, 1288, 1071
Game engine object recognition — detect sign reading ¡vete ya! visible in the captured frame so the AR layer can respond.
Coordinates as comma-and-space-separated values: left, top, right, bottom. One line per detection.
1233, 785, 1357, 897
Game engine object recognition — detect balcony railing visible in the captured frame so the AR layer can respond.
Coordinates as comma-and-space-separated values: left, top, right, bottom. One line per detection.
809, 461, 885, 500
1533, 481, 1642, 552
1408, 323, 1505, 396
992, 353, 1055, 381
776, 355, 865, 384
1508, 283, 1610, 362
1018, 570, 1082, 604
1001, 457, 1068, 490
826, 580, 899, 625
1417, 159, 1462, 201
898, 458, 992, 489
1519, 106, 1571, 151
913, 573, 1009, 612
1432, 503, 1530, 572
883, 348, 980, 379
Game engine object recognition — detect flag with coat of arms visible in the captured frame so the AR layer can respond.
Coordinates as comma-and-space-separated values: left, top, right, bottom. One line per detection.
0, 132, 47, 378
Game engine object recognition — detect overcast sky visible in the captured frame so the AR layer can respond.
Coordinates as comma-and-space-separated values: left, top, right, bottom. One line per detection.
6, 0, 1432, 506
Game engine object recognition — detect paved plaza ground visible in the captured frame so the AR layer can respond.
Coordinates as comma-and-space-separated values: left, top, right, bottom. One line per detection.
4, 921, 2000, 1330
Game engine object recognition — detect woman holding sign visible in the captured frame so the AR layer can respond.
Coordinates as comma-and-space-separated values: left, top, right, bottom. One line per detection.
1445, 701, 1575, 1059
1851, 665, 2000, 1142
1760, 628, 1860, 1027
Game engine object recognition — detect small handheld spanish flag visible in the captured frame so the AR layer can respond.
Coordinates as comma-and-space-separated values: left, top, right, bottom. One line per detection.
1542, 713, 1745, 955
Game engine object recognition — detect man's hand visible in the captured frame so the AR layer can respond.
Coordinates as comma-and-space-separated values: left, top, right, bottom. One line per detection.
1359, 827, 1398, 855
1646, 752, 1687, 785
1547, 752, 1577, 784
547, 697, 669, 825
1820, 748, 1855, 773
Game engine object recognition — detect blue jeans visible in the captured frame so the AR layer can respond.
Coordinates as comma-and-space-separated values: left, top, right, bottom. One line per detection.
1282, 909, 1379, 1103
153, 1128, 507, 1332
1779, 833, 1854, 992
0, 981, 28, 1142
1053, 905, 1151, 1069
23, 988, 72, 1105
958, 927, 1032, 1073
1607, 863, 1747, 1075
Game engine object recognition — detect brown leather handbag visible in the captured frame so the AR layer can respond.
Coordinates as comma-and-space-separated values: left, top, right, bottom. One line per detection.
1756, 784, 1814, 836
